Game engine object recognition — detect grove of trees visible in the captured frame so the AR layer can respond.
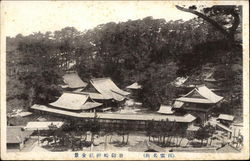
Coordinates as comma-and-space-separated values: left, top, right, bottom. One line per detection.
6, 5, 242, 115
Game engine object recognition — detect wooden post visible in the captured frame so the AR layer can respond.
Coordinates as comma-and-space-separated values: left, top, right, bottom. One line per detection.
104, 134, 108, 150
37, 128, 40, 146
233, 128, 236, 142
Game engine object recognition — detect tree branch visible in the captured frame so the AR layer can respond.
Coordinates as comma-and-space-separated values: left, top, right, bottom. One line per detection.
229, 9, 240, 38
176, 5, 231, 39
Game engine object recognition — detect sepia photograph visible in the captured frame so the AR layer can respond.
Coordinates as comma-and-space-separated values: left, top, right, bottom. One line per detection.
0, 1, 249, 160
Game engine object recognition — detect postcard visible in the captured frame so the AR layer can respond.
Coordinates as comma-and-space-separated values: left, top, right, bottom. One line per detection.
1, 0, 249, 160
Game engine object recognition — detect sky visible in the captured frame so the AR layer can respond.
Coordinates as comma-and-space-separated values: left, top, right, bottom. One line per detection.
2, 1, 196, 37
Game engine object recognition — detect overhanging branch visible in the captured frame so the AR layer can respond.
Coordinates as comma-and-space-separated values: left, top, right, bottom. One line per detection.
229, 10, 240, 37
176, 5, 231, 39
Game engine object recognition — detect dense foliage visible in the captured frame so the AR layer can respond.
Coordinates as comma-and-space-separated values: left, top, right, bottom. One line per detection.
6, 5, 242, 113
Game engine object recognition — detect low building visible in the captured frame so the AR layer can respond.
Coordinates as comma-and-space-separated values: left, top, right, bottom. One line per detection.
125, 82, 142, 105
25, 121, 64, 131
31, 104, 196, 131
24, 121, 64, 136
157, 105, 175, 115
7, 126, 33, 150
217, 114, 234, 127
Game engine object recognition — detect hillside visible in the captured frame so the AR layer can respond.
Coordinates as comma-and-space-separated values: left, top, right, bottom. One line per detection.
6, 6, 242, 118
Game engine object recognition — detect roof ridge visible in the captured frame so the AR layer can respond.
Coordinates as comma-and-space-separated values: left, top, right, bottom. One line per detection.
196, 85, 223, 103
194, 87, 211, 101
91, 77, 111, 81
182, 88, 207, 99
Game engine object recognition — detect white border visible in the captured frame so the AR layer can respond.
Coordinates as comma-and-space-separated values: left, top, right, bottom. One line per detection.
1, 1, 249, 160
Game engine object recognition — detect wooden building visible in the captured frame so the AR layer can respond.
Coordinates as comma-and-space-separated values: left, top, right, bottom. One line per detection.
7, 126, 33, 151
173, 85, 223, 125
77, 77, 131, 109
157, 105, 175, 115
49, 92, 103, 112
31, 104, 196, 131
217, 114, 234, 127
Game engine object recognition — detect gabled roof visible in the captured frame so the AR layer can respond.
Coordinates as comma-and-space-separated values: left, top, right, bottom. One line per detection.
50, 92, 89, 110
7, 126, 33, 144
73, 88, 84, 93
128, 140, 165, 152
174, 77, 188, 87
172, 100, 184, 108
218, 114, 234, 121
187, 125, 200, 131
90, 78, 130, 101
81, 102, 103, 110
157, 105, 174, 114
77, 91, 110, 100
176, 85, 223, 104
62, 72, 88, 89
126, 82, 142, 89
49, 92, 102, 110
183, 114, 197, 122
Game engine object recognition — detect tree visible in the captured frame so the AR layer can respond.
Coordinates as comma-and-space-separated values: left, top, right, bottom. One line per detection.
195, 124, 215, 147
176, 5, 242, 115
185, 131, 195, 147
149, 120, 160, 143
162, 119, 171, 145
177, 126, 187, 147
6, 7, 242, 116
48, 123, 59, 145
145, 120, 154, 142
205, 124, 216, 146
14, 32, 63, 105
89, 113, 101, 148
167, 121, 177, 147
53, 27, 81, 71
116, 120, 130, 145
176, 5, 241, 42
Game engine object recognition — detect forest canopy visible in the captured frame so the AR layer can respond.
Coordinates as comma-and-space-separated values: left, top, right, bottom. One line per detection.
6, 5, 242, 113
